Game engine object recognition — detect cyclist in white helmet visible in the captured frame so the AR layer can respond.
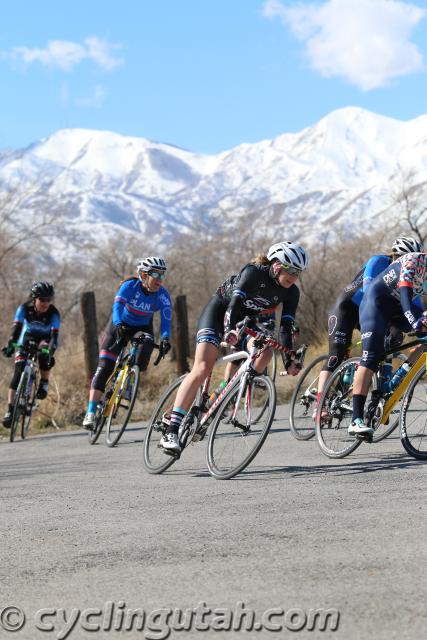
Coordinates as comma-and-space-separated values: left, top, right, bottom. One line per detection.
313, 236, 423, 418
82, 257, 172, 430
159, 241, 308, 454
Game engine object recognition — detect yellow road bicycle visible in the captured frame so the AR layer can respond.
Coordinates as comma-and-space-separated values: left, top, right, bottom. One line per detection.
89, 333, 162, 447
315, 334, 427, 459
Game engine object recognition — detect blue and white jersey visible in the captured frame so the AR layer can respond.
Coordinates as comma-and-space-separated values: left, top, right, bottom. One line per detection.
112, 278, 172, 338
12, 303, 61, 345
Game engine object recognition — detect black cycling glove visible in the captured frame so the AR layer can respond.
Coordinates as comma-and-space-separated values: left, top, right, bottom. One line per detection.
159, 337, 171, 358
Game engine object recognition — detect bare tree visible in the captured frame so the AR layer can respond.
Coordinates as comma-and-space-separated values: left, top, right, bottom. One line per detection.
389, 166, 427, 244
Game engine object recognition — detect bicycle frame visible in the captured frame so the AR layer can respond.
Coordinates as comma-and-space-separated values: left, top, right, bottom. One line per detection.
346, 336, 427, 429
186, 327, 292, 439
101, 337, 159, 419
381, 347, 427, 424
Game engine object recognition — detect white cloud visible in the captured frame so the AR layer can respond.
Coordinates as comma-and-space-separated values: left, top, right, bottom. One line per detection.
75, 85, 106, 108
263, 0, 426, 90
3, 36, 123, 71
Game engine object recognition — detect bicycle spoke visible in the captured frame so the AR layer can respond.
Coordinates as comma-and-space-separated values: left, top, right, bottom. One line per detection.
315, 358, 362, 458
207, 375, 276, 479
400, 368, 427, 459
143, 375, 186, 474
106, 365, 140, 447
289, 354, 327, 441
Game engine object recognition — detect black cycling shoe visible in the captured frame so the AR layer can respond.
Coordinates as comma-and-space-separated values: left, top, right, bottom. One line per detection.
36, 381, 49, 400
2, 411, 12, 428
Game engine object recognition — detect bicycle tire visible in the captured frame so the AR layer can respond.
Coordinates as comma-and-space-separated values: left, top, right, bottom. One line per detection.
207, 374, 276, 480
105, 365, 140, 447
10, 372, 28, 443
143, 374, 187, 474
267, 351, 277, 383
21, 372, 36, 439
88, 367, 123, 445
400, 366, 427, 459
88, 409, 106, 445
251, 353, 277, 423
289, 354, 327, 441
315, 357, 362, 458
371, 412, 399, 443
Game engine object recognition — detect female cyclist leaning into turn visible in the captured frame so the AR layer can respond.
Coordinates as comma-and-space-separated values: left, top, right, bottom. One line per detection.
160, 242, 308, 454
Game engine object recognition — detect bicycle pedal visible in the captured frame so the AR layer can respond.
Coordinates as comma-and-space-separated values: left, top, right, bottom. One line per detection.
355, 433, 373, 443
163, 448, 180, 459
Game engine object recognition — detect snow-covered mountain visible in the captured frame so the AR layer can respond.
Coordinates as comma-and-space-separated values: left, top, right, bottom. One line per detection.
1, 106, 427, 263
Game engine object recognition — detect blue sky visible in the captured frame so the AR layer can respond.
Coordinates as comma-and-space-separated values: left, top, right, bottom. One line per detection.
1, 0, 427, 153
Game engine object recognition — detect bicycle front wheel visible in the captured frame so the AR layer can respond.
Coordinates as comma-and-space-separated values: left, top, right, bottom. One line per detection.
105, 365, 140, 447
207, 374, 276, 480
143, 375, 187, 474
289, 354, 327, 441
21, 373, 36, 439
400, 366, 427, 459
315, 357, 362, 458
10, 373, 28, 442
88, 403, 106, 445
266, 351, 277, 382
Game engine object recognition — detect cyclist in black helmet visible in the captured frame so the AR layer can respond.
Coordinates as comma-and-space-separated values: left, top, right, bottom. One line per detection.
2, 282, 60, 428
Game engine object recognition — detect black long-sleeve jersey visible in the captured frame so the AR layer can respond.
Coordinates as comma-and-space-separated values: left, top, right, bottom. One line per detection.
216, 263, 300, 349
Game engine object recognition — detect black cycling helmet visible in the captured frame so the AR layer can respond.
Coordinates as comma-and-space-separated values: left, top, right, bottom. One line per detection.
31, 281, 54, 299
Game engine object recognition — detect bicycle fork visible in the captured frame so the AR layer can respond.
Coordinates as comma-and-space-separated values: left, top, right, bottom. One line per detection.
229, 372, 251, 431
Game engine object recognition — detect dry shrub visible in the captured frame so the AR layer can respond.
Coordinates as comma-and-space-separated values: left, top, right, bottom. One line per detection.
1, 213, 425, 435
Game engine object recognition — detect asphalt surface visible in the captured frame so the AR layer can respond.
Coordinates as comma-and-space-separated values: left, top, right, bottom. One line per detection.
0, 404, 426, 640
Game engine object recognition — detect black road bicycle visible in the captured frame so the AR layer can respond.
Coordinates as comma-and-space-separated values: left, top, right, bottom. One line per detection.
2, 339, 49, 442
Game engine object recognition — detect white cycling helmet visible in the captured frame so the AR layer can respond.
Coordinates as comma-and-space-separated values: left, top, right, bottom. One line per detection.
392, 236, 423, 256
137, 256, 167, 275
267, 242, 308, 271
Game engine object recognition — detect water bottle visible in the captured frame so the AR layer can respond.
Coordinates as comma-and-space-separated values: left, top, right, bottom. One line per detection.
342, 363, 355, 386
381, 361, 393, 393
387, 362, 411, 392
208, 380, 227, 407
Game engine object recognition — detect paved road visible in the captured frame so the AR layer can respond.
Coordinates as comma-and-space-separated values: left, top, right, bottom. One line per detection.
0, 405, 426, 640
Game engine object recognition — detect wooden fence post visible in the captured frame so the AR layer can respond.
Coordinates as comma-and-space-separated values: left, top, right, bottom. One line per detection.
174, 295, 190, 374
80, 291, 99, 381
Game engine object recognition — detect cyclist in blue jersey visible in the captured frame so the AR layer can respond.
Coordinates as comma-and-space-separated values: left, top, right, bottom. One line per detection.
2, 282, 60, 428
350, 250, 427, 436
314, 237, 423, 417
160, 242, 308, 454
82, 257, 172, 430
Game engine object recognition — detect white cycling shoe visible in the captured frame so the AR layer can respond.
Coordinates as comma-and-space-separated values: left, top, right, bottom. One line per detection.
160, 432, 181, 454
82, 412, 96, 430
348, 418, 374, 436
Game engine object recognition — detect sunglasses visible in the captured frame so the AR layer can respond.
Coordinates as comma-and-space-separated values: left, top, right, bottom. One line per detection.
280, 264, 302, 277
147, 271, 166, 280
38, 297, 53, 303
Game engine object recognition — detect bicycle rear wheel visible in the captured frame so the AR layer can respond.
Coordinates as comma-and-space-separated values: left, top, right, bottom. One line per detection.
371, 409, 399, 442
400, 366, 427, 459
143, 374, 186, 474
10, 373, 28, 443
21, 373, 36, 439
207, 374, 276, 479
105, 365, 140, 447
315, 358, 362, 458
289, 354, 327, 441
